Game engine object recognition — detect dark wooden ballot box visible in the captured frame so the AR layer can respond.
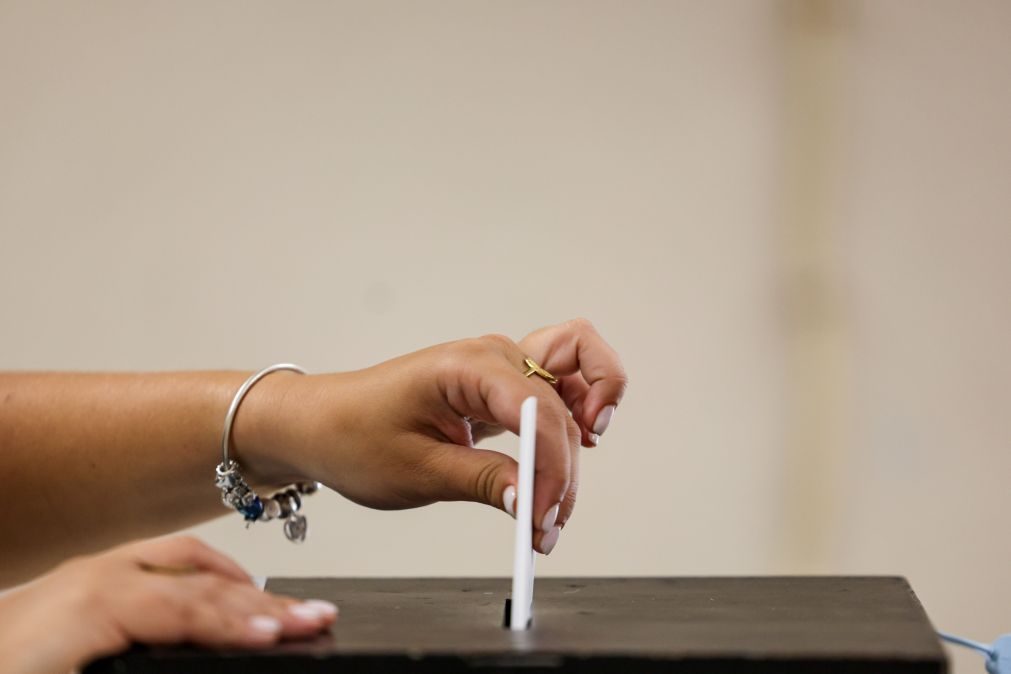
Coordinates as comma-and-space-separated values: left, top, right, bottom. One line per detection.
84, 577, 947, 673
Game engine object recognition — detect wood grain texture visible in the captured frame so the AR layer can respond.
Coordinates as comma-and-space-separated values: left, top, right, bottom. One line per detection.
84, 576, 947, 673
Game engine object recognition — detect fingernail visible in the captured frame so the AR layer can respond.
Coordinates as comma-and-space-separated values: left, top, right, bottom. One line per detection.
248, 615, 282, 635
592, 405, 616, 435
304, 599, 339, 617
289, 600, 338, 620
289, 603, 322, 621
540, 526, 561, 555
502, 485, 516, 518
540, 503, 560, 532
587, 432, 599, 447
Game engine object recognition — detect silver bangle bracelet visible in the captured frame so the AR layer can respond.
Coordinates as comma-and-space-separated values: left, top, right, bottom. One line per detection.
215, 363, 320, 543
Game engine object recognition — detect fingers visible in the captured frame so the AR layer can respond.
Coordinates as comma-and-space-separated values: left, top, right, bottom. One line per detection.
520, 318, 627, 446
128, 535, 253, 585
556, 374, 595, 447
184, 584, 333, 647
438, 336, 580, 553
181, 575, 336, 642
530, 436, 579, 554
104, 536, 336, 653
480, 364, 576, 548
122, 571, 336, 650
556, 438, 580, 530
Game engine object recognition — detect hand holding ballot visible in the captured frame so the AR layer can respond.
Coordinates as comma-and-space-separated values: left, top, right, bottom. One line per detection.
256, 318, 628, 555
0, 318, 627, 584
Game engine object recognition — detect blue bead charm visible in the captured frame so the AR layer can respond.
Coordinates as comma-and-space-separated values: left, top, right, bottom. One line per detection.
215, 459, 319, 541
239, 496, 264, 521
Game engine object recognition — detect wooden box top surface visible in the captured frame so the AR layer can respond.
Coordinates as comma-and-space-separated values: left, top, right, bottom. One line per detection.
85, 576, 947, 673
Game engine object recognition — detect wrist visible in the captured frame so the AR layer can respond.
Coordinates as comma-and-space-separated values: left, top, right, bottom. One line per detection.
228, 370, 313, 488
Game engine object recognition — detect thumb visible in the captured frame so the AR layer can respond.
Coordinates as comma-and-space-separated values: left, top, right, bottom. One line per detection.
427, 444, 518, 514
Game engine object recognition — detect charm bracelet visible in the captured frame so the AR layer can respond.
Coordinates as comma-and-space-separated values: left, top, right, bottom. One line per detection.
215, 364, 320, 543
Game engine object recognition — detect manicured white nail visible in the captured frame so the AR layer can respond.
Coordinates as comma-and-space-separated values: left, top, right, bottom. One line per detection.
289, 600, 337, 620
587, 432, 599, 447
540, 526, 561, 555
303, 599, 338, 617
592, 405, 616, 435
502, 485, 516, 518
289, 603, 322, 620
540, 503, 560, 532
248, 615, 282, 635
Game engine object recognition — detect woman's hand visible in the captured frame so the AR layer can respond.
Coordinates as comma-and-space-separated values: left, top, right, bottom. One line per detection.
251, 318, 627, 556
0, 535, 337, 674
0, 320, 622, 582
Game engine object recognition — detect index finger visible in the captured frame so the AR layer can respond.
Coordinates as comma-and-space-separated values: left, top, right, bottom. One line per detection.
519, 318, 628, 440
128, 535, 254, 586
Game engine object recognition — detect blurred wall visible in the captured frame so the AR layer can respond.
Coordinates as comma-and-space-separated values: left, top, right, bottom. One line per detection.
0, 2, 1007, 673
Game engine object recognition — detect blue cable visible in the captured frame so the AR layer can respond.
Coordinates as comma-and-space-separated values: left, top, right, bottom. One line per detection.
938, 631, 995, 656
937, 630, 1010, 674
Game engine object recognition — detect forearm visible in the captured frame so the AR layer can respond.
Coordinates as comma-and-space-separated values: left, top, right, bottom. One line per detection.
0, 371, 302, 586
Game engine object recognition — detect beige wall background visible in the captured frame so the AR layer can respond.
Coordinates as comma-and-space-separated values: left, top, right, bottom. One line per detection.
1, 2, 1008, 672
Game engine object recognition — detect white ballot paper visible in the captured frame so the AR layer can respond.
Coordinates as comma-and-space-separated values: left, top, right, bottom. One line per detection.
509, 396, 538, 630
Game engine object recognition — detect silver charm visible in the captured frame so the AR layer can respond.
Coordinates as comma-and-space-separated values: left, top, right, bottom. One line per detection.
261, 497, 282, 522
284, 514, 308, 543
299, 481, 321, 495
